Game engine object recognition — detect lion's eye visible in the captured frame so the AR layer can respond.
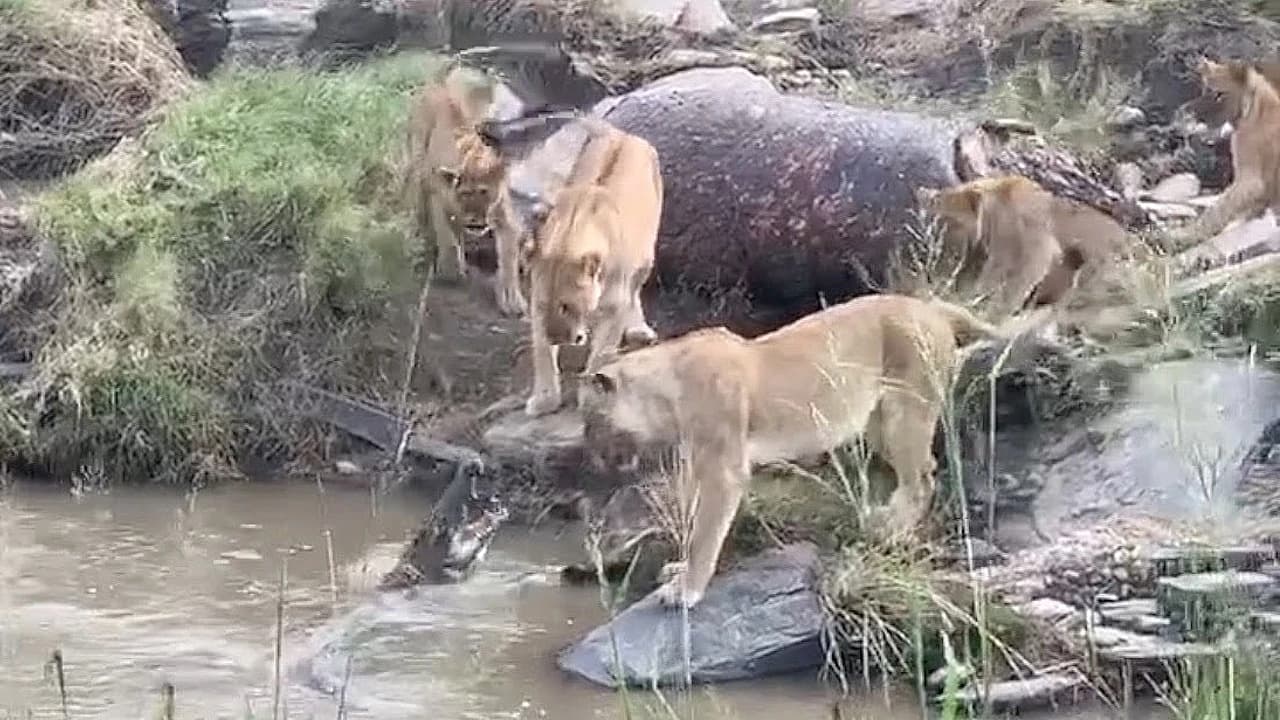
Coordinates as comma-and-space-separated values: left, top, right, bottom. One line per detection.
559, 302, 572, 316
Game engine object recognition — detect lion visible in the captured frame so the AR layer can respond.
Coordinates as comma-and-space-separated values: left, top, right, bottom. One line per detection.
578, 294, 1031, 609
522, 119, 664, 417
915, 175, 1140, 317
1173, 57, 1280, 247
404, 65, 529, 316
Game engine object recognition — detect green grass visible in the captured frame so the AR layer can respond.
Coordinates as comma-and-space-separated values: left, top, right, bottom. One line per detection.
13, 51, 444, 483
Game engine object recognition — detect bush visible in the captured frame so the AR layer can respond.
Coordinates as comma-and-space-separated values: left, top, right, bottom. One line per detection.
13, 51, 445, 483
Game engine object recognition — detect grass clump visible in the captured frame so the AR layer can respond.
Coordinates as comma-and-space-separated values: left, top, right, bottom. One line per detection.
11, 51, 444, 483
0, 0, 190, 178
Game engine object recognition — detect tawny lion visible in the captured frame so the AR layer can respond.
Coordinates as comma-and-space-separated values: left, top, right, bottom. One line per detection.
1173, 57, 1280, 247
522, 118, 664, 418
579, 294, 1019, 609
404, 65, 529, 316
916, 175, 1138, 316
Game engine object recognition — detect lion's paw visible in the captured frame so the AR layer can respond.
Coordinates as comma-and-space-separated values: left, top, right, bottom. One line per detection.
524, 390, 563, 417
496, 283, 528, 318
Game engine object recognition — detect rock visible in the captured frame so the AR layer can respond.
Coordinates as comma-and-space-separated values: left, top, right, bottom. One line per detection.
749, 8, 819, 34
1098, 635, 1220, 664
1137, 200, 1198, 219
610, 0, 735, 33
1113, 162, 1143, 200
937, 673, 1085, 713
557, 543, 826, 688
1016, 598, 1080, 624
144, 0, 232, 76
1142, 172, 1201, 204
333, 459, 362, 475
940, 538, 1005, 569
1098, 599, 1173, 635
1157, 571, 1278, 609
1106, 106, 1147, 130
596, 67, 966, 336
852, 0, 959, 27
1147, 545, 1276, 577
972, 359, 1280, 543
1175, 210, 1280, 274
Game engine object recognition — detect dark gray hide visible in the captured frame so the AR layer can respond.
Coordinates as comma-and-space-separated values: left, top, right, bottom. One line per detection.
557, 543, 827, 688
595, 67, 964, 332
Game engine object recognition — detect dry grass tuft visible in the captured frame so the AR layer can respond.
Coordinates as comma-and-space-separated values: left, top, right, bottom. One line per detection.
0, 0, 191, 179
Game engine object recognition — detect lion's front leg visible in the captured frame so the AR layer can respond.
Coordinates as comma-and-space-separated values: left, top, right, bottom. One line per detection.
1170, 175, 1267, 251
525, 306, 564, 417
620, 267, 658, 349
655, 457, 748, 610
428, 191, 467, 283
489, 193, 528, 317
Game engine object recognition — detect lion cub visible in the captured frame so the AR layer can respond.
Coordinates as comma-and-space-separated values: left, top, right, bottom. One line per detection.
1173, 57, 1280, 247
404, 65, 528, 316
523, 119, 664, 417
579, 294, 1006, 609
916, 175, 1139, 316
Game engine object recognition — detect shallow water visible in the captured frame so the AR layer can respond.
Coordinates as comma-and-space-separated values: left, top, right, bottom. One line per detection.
0, 480, 1163, 719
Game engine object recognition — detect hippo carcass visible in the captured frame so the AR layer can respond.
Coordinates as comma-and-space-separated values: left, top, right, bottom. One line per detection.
595, 67, 966, 335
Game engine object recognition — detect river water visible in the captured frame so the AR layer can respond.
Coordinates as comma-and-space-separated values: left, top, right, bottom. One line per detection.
0, 480, 1162, 719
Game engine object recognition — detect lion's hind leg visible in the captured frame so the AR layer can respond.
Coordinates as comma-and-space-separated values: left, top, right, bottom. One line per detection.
873, 387, 943, 539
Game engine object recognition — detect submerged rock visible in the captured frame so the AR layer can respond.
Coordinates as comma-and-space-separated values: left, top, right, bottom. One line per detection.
557, 543, 827, 688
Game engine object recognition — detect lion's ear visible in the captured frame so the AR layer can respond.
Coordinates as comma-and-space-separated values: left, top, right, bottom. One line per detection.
579, 252, 603, 280
436, 166, 461, 187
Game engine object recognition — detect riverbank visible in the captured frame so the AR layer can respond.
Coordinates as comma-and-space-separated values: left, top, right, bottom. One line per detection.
5, 0, 1280, 717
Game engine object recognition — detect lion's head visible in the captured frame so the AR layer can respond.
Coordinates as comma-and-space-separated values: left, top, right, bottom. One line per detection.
528, 185, 619, 344
433, 130, 508, 234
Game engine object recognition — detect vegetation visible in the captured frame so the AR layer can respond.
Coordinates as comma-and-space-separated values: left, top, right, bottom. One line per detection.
7, 51, 441, 483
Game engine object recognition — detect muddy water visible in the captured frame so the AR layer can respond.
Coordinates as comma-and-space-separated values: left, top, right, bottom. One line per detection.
0, 481, 1160, 719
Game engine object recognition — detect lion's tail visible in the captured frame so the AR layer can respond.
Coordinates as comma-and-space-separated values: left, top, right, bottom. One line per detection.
928, 299, 1054, 346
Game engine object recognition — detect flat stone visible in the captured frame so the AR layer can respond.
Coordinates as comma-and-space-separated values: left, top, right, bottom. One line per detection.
1099, 638, 1220, 663
557, 543, 826, 688
1142, 172, 1201, 203
937, 673, 1085, 713
1138, 200, 1198, 219
1098, 599, 1170, 634
1157, 571, 1277, 603
1017, 598, 1079, 624
749, 7, 819, 33
1148, 545, 1275, 577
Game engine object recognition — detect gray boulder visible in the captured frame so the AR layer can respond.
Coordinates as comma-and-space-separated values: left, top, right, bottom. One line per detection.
557, 543, 828, 688
964, 358, 1280, 551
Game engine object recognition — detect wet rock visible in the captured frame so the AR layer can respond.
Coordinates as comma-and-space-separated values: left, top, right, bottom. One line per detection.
1097, 633, 1219, 664
1142, 172, 1201, 204
596, 67, 965, 335
937, 673, 1085, 714
1106, 106, 1146, 130
557, 543, 826, 688
749, 8, 819, 34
